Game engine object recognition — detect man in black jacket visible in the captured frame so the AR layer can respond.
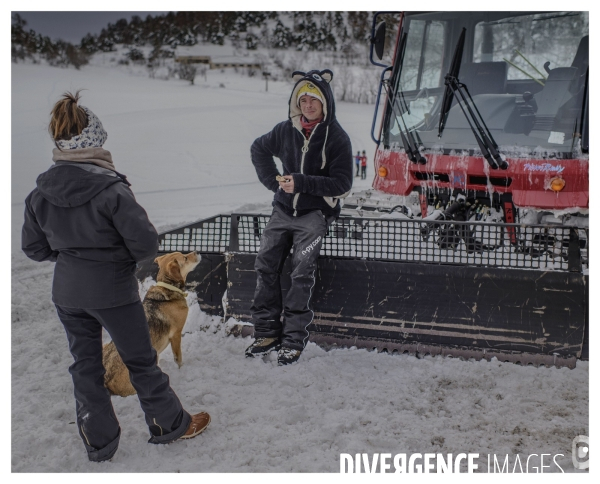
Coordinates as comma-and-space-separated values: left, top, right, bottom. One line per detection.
246, 69, 353, 365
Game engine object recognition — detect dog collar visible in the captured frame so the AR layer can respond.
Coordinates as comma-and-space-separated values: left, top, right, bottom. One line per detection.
156, 281, 188, 297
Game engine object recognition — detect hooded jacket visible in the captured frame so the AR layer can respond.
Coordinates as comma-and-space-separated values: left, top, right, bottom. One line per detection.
22, 162, 158, 309
250, 69, 353, 217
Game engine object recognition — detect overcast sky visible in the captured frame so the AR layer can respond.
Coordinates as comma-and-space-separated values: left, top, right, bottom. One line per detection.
13, 11, 170, 43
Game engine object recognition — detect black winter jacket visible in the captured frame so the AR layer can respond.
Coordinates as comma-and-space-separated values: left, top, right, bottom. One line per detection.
22, 162, 158, 309
251, 70, 353, 217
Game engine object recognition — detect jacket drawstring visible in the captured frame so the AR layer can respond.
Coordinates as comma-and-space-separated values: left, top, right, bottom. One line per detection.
321, 125, 329, 169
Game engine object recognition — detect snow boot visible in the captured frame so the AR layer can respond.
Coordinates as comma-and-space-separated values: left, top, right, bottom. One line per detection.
179, 412, 211, 440
277, 347, 302, 366
245, 337, 281, 358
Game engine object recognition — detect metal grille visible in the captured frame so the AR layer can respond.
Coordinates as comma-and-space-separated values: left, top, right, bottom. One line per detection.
323, 218, 581, 271
158, 215, 231, 253
157, 213, 586, 272
231, 214, 583, 271
231, 214, 269, 252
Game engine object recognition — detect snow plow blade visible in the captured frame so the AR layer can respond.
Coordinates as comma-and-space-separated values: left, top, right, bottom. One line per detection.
136, 213, 588, 368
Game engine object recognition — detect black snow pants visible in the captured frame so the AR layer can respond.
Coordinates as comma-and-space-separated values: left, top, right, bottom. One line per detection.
55, 301, 191, 462
250, 205, 332, 351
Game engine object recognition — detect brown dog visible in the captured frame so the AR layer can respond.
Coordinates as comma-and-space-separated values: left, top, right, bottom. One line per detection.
103, 251, 201, 397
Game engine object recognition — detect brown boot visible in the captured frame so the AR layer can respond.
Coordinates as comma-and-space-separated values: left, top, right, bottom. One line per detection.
179, 412, 211, 440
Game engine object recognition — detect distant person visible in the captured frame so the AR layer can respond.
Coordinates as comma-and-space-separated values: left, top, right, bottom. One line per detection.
247, 69, 353, 365
21, 91, 210, 462
355, 150, 361, 177
360, 150, 367, 179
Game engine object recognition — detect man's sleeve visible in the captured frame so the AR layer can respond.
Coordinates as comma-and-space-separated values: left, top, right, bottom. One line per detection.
21, 195, 58, 263
251, 123, 284, 193
109, 183, 159, 263
291, 130, 353, 197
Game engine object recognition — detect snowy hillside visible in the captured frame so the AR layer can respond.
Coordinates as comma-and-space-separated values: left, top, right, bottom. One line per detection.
11, 62, 588, 473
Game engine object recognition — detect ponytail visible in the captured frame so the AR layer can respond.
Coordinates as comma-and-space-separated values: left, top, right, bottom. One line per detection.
49, 91, 88, 145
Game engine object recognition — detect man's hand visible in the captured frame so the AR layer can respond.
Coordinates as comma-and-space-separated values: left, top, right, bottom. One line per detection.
278, 176, 294, 193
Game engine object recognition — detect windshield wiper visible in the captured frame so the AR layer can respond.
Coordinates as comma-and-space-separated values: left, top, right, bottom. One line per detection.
384, 32, 426, 164
384, 81, 427, 164
438, 28, 508, 170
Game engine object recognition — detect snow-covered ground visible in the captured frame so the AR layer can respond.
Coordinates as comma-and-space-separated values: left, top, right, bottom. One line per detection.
11, 61, 588, 473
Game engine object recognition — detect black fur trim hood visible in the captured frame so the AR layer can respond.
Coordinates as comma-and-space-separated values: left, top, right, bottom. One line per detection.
288, 69, 336, 130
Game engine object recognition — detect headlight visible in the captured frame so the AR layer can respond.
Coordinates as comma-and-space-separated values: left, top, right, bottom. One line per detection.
550, 177, 566, 192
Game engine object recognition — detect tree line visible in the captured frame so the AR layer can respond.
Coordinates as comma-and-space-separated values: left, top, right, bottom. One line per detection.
12, 13, 88, 68
12, 12, 373, 69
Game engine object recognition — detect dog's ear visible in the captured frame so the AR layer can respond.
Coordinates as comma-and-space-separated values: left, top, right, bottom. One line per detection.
154, 253, 167, 265
166, 259, 183, 283
292, 70, 306, 82
320, 70, 333, 83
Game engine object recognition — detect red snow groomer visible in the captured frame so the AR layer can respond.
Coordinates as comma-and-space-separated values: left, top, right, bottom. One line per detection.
354, 11, 588, 231
138, 11, 588, 368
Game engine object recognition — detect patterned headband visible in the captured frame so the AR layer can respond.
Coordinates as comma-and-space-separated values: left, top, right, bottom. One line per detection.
55, 106, 108, 150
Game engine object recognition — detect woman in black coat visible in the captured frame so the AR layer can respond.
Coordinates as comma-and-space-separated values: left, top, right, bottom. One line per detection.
21, 92, 209, 462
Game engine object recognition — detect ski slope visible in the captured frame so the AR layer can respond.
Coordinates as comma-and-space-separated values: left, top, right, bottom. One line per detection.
10, 61, 588, 473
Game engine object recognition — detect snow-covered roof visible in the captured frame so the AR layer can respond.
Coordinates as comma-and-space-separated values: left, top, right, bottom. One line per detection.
210, 55, 260, 66
175, 44, 260, 66
175, 43, 237, 57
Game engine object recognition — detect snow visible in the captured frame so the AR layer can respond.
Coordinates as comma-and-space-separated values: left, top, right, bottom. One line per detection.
10, 60, 589, 474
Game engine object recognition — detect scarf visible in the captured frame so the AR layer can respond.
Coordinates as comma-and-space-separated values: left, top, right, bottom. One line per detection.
52, 147, 116, 172
300, 115, 323, 139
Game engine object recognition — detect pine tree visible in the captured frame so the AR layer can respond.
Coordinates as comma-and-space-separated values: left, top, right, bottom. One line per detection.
272, 20, 292, 49
347, 11, 370, 42
11, 13, 30, 61
79, 33, 98, 54
320, 12, 337, 50
334, 12, 349, 45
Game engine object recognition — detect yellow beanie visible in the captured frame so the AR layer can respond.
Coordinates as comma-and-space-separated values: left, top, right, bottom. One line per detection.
296, 82, 324, 107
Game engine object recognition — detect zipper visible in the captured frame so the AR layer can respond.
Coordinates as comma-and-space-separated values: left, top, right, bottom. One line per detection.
80, 425, 91, 446
153, 418, 163, 436
293, 125, 319, 215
